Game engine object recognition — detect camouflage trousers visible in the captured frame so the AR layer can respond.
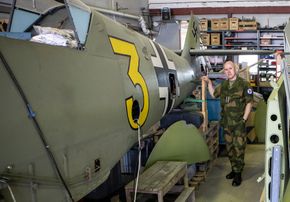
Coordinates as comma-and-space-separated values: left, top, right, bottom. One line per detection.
224, 122, 247, 173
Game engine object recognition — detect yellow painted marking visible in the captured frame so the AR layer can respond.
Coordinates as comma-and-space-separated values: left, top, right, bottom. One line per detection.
109, 37, 149, 129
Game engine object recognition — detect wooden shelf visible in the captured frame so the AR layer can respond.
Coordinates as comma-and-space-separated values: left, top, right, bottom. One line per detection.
259, 67, 276, 71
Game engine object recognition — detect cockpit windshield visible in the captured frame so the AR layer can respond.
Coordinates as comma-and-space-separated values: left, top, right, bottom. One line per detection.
8, 0, 91, 48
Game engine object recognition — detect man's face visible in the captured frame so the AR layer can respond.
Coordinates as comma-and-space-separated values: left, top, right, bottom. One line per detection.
224, 62, 237, 81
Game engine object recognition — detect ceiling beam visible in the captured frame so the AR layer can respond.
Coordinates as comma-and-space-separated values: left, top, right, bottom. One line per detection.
149, 6, 290, 16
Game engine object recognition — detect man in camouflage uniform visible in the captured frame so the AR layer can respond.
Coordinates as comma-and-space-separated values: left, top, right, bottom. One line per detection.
202, 61, 253, 186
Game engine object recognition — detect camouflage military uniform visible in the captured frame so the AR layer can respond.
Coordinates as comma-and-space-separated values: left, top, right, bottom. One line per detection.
214, 76, 253, 172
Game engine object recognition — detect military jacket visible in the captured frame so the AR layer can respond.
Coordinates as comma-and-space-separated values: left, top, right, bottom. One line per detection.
214, 76, 253, 127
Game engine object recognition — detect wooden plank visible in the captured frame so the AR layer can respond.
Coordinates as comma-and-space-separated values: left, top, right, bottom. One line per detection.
259, 187, 265, 202
146, 162, 186, 192
201, 79, 208, 132
175, 187, 195, 202
125, 161, 187, 200
189, 180, 199, 187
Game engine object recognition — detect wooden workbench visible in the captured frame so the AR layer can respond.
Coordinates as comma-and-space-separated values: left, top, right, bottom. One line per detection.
125, 161, 191, 202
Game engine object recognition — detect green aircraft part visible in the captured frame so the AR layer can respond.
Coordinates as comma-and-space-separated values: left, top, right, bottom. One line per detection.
254, 100, 267, 143
283, 181, 290, 202
264, 76, 289, 201
145, 121, 210, 168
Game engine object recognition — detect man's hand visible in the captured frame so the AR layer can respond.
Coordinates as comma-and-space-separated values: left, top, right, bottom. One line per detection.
201, 76, 215, 98
201, 75, 209, 82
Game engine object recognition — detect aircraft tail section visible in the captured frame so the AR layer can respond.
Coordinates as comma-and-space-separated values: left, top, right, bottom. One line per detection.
181, 15, 200, 60
284, 21, 290, 52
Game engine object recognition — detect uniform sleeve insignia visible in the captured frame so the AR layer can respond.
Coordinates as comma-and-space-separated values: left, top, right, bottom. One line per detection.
247, 88, 253, 95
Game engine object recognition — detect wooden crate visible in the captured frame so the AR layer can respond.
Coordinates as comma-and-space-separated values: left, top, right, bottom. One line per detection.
211, 19, 220, 31
190, 122, 220, 190
201, 33, 210, 45
200, 18, 208, 31
239, 20, 257, 30
205, 122, 219, 159
229, 18, 239, 30
211, 33, 221, 45
219, 18, 229, 30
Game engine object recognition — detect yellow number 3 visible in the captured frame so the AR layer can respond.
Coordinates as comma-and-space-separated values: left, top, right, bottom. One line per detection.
109, 37, 149, 129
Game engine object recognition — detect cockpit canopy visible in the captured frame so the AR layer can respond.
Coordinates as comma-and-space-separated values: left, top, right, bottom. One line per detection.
9, 0, 91, 46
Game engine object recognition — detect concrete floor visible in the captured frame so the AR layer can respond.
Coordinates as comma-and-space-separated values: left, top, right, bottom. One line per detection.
195, 144, 265, 202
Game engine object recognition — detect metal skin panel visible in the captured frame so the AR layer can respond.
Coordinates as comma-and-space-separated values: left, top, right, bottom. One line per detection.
0, 8, 200, 202
265, 77, 289, 202
254, 100, 267, 143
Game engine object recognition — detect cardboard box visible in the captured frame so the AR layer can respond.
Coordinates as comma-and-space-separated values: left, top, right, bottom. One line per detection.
219, 18, 229, 30
201, 33, 210, 45
229, 18, 239, 30
200, 18, 208, 31
211, 33, 221, 45
211, 19, 220, 31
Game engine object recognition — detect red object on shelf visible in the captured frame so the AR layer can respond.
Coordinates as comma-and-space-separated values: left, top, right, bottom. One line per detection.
271, 61, 277, 65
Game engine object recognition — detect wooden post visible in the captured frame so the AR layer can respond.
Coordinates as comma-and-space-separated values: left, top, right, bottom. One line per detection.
259, 187, 265, 202
0, 22, 4, 32
201, 80, 208, 132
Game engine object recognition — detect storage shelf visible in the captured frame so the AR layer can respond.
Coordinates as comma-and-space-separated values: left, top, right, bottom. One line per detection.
260, 37, 284, 39
201, 29, 284, 50
204, 45, 223, 47
229, 30, 258, 33
224, 37, 257, 40
225, 44, 257, 47
201, 29, 282, 90
260, 30, 285, 32
259, 68, 276, 71
260, 44, 284, 47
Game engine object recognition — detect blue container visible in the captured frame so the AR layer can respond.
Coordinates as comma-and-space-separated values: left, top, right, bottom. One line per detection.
207, 98, 221, 121
219, 127, 225, 144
